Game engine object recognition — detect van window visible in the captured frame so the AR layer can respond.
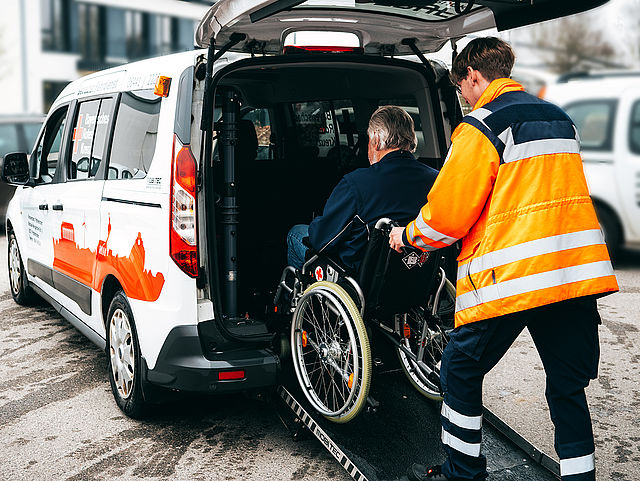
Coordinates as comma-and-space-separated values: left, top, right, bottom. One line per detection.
291, 100, 364, 159
34, 107, 68, 184
629, 100, 640, 155
108, 90, 161, 179
68, 98, 113, 180
565, 100, 617, 152
242, 109, 272, 161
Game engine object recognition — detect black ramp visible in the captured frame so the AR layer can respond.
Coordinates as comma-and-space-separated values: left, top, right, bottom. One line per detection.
279, 338, 558, 481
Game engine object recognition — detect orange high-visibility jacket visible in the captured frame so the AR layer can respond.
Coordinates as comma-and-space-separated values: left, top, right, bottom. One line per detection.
402, 79, 619, 327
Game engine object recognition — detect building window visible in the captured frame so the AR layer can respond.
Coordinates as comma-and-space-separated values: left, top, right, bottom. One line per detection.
78, 4, 105, 64
105, 8, 127, 63
148, 15, 173, 56
41, 0, 71, 52
126, 10, 149, 60
43, 81, 69, 113
173, 18, 197, 52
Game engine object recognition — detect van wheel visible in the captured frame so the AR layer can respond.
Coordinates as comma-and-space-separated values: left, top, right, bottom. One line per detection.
107, 291, 147, 419
595, 206, 621, 258
8, 232, 37, 305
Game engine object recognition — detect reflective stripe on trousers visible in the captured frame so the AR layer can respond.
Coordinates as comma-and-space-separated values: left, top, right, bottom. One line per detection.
441, 402, 483, 458
561, 452, 595, 477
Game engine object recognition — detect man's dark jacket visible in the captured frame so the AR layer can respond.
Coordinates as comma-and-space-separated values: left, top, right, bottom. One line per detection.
309, 149, 438, 271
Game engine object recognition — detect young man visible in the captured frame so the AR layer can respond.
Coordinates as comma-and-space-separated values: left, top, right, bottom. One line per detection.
389, 37, 618, 481
287, 105, 438, 272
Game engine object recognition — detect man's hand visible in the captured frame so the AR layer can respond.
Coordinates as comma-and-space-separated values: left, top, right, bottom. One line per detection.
389, 226, 406, 253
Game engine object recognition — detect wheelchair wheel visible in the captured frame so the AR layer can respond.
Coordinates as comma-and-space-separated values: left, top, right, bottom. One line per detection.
291, 281, 372, 423
395, 307, 448, 401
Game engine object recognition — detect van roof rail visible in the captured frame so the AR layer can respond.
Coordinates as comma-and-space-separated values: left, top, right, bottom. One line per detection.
557, 70, 640, 83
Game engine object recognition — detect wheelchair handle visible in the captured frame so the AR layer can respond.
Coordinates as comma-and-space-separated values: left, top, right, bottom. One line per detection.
374, 217, 399, 232
375, 218, 414, 255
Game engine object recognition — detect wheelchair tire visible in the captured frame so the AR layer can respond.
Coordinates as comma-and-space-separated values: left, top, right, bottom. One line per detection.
395, 307, 448, 401
291, 281, 372, 423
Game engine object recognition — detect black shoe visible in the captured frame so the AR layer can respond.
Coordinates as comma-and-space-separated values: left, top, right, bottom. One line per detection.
407, 464, 449, 481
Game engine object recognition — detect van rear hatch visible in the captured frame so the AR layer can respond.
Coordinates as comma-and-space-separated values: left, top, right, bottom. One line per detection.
196, 0, 609, 54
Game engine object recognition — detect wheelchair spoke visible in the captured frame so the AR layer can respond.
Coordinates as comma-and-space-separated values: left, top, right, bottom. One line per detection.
291, 282, 371, 421
394, 308, 448, 400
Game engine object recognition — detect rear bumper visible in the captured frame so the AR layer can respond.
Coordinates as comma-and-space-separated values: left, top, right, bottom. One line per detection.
143, 325, 280, 394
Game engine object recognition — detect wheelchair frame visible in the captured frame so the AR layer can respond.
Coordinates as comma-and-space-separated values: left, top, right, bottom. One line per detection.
275, 218, 455, 423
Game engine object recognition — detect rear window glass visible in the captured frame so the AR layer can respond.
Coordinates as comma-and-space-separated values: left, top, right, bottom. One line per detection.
565, 100, 617, 151
108, 89, 161, 180
290, 97, 428, 160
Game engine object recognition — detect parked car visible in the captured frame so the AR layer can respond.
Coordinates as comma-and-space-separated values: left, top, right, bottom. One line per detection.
544, 71, 640, 254
0, 115, 44, 227
1, 0, 608, 417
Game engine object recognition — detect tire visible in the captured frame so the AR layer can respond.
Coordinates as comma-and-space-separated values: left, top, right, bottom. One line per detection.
107, 291, 148, 419
291, 281, 372, 423
7, 231, 37, 305
395, 308, 447, 401
595, 205, 621, 258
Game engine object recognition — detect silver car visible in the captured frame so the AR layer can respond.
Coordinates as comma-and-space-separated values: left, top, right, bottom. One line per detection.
0, 115, 44, 227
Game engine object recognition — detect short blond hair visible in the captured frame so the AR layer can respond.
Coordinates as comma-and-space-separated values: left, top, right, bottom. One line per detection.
367, 106, 417, 153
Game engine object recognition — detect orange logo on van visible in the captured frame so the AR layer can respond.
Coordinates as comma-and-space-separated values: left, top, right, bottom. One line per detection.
53, 219, 165, 302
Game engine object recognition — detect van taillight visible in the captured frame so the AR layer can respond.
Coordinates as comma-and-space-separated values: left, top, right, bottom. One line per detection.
170, 135, 198, 277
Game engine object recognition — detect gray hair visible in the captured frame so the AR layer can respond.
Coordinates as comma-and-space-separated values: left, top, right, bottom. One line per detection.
367, 106, 417, 153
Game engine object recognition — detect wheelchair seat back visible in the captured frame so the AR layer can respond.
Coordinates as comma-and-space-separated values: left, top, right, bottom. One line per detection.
358, 225, 440, 318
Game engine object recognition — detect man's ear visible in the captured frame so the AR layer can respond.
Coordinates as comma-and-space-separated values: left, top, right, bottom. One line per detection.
371, 133, 380, 150
468, 66, 479, 86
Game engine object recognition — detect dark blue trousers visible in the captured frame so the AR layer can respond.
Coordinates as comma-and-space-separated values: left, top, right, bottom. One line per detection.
439, 297, 601, 481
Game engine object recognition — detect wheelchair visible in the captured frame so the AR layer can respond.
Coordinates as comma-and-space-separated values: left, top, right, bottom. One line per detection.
275, 218, 456, 423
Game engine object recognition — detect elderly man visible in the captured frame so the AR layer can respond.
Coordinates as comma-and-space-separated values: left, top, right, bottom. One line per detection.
287, 105, 438, 271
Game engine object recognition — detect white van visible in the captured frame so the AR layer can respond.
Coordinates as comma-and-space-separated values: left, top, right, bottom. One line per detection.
544, 71, 640, 254
1, 0, 607, 417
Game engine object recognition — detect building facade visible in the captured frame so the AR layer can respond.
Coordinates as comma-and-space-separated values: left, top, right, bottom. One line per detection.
0, 0, 211, 114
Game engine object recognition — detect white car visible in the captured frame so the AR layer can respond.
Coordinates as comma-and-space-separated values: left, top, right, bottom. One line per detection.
0, 0, 607, 417
544, 71, 640, 254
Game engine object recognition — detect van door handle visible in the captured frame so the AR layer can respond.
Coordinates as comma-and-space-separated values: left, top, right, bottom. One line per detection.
52, 204, 64, 211
38, 204, 48, 210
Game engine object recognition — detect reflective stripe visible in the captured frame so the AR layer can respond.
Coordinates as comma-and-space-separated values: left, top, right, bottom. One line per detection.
456, 261, 614, 313
503, 137, 580, 164
407, 222, 437, 252
467, 107, 492, 123
441, 429, 481, 457
442, 402, 482, 431
414, 215, 459, 246
456, 229, 606, 281
560, 452, 595, 476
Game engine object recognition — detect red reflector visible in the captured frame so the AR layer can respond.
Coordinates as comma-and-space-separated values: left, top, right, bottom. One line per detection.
219, 370, 245, 380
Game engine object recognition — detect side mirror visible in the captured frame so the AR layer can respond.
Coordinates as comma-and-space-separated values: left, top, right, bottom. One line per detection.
1, 152, 30, 185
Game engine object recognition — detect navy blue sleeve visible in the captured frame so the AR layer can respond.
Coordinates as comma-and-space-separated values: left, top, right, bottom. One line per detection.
308, 177, 358, 252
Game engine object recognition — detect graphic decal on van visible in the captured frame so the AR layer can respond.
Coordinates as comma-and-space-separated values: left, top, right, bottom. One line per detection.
53, 219, 165, 302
